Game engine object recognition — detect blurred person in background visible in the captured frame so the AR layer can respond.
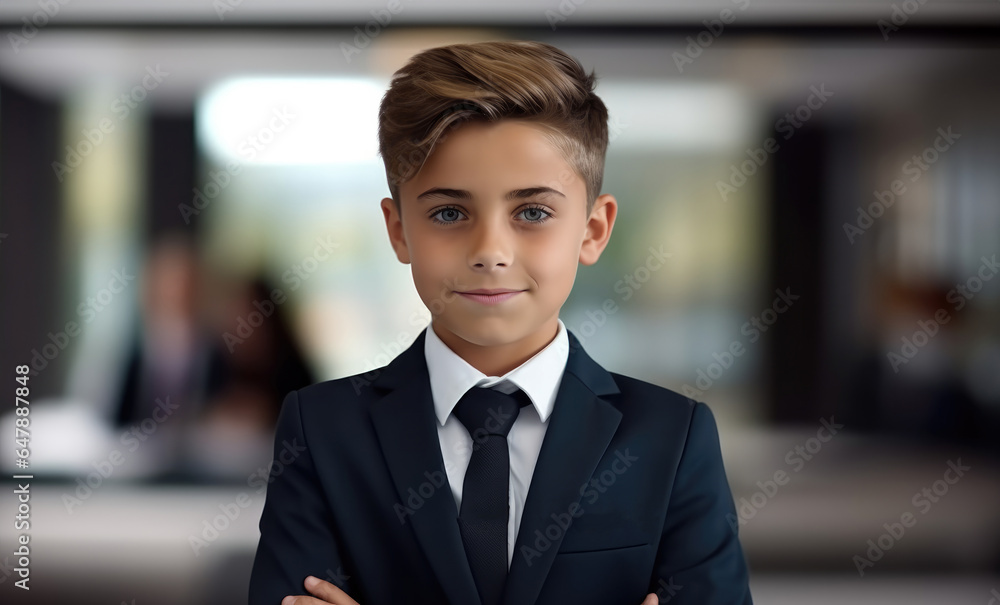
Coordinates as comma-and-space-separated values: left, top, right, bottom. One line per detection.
847, 275, 1000, 454
111, 231, 218, 478
187, 276, 317, 480
112, 232, 316, 481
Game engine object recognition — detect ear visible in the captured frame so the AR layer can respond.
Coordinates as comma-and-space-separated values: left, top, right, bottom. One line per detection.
381, 197, 411, 264
579, 193, 617, 266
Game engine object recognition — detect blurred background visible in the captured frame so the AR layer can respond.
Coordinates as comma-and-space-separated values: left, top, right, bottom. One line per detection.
2, 1, 1000, 603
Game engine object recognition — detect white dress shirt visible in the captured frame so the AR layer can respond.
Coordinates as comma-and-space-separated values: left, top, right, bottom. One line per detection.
424, 318, 570, 570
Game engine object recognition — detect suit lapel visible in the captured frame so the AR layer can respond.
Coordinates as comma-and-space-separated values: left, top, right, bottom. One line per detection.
369, 328, 482, 605
500, 331, 622, 605
369, 327, 623, 605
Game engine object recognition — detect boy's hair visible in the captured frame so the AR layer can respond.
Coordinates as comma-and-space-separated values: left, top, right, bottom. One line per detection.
377, 40, 609, 216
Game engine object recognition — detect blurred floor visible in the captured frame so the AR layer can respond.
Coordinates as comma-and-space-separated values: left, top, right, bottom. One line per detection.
750, 574, 1000, 605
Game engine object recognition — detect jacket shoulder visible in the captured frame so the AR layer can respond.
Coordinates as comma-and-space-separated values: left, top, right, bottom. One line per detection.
283, 366, 390, 419
607, 371, 702, 410
296, 369, 382, 399
605, 370, 717, 430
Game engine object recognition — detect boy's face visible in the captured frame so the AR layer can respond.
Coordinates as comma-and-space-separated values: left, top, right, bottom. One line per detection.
381, 118, 616, 370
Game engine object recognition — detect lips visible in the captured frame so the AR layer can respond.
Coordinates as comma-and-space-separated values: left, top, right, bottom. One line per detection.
459, 288, 525, 295
454, 288, 525, 306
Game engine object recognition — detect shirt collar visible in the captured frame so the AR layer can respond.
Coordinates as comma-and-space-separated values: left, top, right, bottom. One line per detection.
424, 318, 569, 426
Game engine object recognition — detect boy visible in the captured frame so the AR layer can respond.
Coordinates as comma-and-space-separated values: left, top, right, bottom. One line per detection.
249, 40, 752, 605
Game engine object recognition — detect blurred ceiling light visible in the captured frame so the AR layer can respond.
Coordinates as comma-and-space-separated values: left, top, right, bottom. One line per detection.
597, 81, 755, 151
197, 77, 386, 165
196, 77, 753, 166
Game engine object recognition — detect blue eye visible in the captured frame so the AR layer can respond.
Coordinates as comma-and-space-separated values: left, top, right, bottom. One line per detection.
428, 204, 553, 225
429, 207, 464, 224
519, 205, 552, 223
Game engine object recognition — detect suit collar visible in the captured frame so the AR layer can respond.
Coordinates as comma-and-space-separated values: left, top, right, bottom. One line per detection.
372, 324, 619, 399
369, 325, 622, 605
423, 318, 570, 425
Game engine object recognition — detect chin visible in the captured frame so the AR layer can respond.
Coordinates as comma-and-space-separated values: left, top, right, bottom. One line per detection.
445, 319, 525, 347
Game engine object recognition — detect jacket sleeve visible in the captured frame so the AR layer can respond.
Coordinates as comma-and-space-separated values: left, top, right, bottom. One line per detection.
248, 390, 356, 605
646, 400, 753, 604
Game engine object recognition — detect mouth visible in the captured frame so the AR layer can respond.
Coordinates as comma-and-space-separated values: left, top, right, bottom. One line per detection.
454, 288, 526, 305
459, 288, 525, 295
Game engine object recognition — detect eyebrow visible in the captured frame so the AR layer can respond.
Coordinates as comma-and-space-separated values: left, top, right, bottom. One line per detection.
415, 186, 565, 202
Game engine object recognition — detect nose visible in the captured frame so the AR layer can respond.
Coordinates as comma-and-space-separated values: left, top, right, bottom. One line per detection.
468, 214, 513, 271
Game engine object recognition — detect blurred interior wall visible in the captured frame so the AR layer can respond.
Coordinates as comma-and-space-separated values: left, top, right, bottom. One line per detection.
0, 82, 63, 396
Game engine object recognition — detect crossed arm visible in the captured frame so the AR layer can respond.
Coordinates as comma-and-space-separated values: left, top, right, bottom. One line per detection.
278, 577, 659, 605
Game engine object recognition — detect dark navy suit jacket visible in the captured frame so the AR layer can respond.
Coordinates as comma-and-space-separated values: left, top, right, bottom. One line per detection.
248, 327, 752, 605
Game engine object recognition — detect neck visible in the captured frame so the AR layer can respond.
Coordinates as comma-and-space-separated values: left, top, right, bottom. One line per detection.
432, 317, 560, 377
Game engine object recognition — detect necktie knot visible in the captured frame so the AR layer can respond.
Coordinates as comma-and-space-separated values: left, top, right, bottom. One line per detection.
453, 386, 530, 442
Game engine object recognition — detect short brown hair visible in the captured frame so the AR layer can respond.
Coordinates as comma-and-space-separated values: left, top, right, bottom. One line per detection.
377, 40, 609, 216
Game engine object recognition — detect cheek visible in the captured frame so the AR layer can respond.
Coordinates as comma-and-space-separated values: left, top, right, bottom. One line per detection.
408, 236, 455, 290
407, 227, 451, 264
527, 233, 579, 283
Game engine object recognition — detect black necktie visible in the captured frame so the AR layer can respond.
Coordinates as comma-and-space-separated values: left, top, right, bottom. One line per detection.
452, 385, 531, 605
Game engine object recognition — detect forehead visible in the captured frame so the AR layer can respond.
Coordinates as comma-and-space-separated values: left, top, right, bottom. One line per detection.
402, 119, 583, 196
